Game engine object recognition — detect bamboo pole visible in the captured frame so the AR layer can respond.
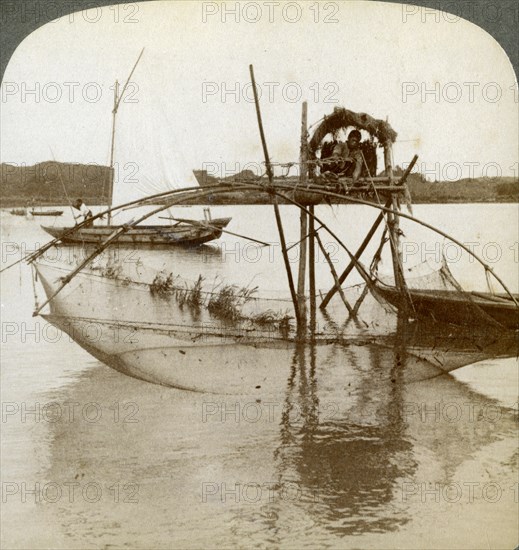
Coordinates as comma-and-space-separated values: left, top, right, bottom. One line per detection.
249, 64, 301, 327
308, 206, 317, 336
385, 137, 408, 309
383, 130, 404, 284
109, 80, 119, 173
297, 209, 308, 334
315, 231, 354, 315
285, 225, 323, 252
319, 196, 392, 309
352, 284, 370, 316
295, 102, 316, 337
249, 65, 273, 183
296, 102, 309, 332
352, 228, 388, 314
114, 48, 145, 113
107, 79, 119, 225
232, 176, 402, 186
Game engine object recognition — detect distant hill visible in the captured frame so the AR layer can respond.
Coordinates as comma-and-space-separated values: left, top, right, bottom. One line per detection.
1, 162, 111, 206
407, 177, 519, 203
390, 165, 519, 203
1, 161, 517, 207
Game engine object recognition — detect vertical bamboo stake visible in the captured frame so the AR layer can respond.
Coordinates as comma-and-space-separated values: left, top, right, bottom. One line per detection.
249, 64, 301, 328
309, 205, 317, 337
385, 136, 406, 304
297, 102, 309, 334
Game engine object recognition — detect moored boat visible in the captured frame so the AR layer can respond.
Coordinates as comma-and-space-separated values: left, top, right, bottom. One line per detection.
30, 209, 63, 217
375, 282, 519, 330
9, 208, 27, 216
41, 217, 232, 246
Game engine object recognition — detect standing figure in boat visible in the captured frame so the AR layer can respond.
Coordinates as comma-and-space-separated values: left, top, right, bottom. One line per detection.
73, 198, 94, 227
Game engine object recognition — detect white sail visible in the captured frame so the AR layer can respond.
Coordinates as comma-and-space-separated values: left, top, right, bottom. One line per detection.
110, 61, 199, 209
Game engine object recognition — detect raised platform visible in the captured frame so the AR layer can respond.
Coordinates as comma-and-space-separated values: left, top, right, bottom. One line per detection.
148, 178, 410, 205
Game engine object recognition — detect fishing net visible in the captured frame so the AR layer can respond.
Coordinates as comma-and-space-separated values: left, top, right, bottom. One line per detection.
316, 254, 518, 379
378, 257, 456, 291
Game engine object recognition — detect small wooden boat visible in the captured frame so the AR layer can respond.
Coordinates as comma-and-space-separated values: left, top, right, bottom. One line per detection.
9, 208, 27, 216
31, 209, 63, 217
41, 217, 232, 246
375, 284, 519, 330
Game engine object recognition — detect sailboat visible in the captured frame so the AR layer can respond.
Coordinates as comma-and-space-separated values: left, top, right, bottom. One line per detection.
40, 50, 231, 246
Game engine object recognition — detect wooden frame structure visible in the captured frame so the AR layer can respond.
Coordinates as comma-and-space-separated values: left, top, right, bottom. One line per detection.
3, 64, 517, 343
246, 65, 417, 338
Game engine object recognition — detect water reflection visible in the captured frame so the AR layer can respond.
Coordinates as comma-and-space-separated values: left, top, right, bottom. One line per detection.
255, 326, 517, 540
270, 343, 414, 536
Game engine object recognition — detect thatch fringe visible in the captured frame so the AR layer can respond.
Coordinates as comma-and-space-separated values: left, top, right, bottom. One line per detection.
309, 107, 397, 155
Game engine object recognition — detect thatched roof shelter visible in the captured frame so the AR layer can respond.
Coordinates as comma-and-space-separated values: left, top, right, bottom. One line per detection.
308, 107, 397, 155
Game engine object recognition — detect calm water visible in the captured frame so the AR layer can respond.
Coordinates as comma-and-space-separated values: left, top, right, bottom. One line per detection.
1, 204, 518, 549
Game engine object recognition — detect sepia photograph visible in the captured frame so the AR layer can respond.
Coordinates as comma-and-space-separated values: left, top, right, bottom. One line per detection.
1, 1, 518, 548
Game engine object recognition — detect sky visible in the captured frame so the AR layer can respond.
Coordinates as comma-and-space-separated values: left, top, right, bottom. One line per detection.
1, 0, 518, 193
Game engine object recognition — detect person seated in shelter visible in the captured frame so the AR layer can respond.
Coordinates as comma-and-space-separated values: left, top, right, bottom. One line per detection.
72, 198, 94, 227
330, 129, 363, 185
